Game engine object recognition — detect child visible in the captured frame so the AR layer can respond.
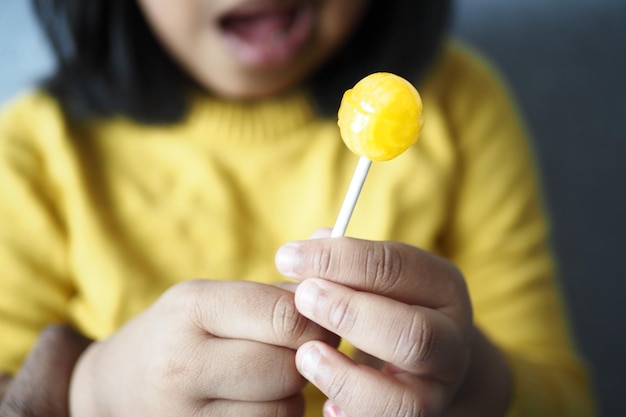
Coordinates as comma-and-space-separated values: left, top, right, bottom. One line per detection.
0, 0, 595, 416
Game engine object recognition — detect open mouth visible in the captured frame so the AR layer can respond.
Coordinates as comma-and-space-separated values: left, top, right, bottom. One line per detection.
219, 4, 314, 67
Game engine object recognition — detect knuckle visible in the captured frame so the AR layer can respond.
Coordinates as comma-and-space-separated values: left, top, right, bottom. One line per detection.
326, 368, 352, 406
150, 336, 205, 396
179, 283, 209, 326
168, 279, 205, 309
271, 293, 308, 344
363, 242, 403, 293
168, 278, 202, 313
327, 293, 356, 334
311, 240, 335, 278
394, 311, 435, 370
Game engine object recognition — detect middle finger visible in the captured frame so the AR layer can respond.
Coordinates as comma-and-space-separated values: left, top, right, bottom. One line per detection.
294, 277, 466, 375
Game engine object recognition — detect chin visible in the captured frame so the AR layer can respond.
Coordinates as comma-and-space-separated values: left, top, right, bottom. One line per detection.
204, 71, 307, 101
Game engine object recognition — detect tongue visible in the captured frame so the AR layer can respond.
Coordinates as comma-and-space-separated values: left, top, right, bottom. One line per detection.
224, 11, 294, 41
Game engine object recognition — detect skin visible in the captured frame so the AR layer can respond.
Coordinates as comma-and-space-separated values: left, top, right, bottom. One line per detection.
276, 230, 512, 417
66, 229, 512, 417
70, 281, 339, 416
136, 0, 369, 99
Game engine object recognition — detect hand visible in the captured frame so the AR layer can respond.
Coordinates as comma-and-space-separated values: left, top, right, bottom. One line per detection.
275, 235, 510, 417
0, 325, 92, 417
70, 280, 339, 417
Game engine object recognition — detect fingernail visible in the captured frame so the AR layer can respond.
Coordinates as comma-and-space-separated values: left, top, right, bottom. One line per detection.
300, 345, 322, 380
275, 243, 301, 278
295, 280, 322, 316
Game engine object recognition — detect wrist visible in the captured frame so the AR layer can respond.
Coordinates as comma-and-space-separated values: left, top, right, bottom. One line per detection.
0, 325, 92, 417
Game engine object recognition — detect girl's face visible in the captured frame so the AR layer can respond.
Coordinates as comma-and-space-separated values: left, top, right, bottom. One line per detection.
137, 0, 369, 99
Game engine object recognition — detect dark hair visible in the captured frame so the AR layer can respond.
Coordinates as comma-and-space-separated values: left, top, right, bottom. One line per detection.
311, 0, 452, 114
32, 0, 452, 123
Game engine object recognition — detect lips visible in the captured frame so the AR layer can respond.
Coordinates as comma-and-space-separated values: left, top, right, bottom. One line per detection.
219, 3, 314, 68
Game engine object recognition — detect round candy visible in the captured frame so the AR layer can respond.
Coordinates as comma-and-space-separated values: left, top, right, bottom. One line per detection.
337, 72, 423, 161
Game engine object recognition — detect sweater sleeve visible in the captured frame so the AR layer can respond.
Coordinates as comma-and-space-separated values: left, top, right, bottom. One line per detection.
433, 43, 596, 416
0, 94, 74, 374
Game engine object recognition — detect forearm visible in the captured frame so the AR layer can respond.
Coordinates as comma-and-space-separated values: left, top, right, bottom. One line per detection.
0, 325, 92, 417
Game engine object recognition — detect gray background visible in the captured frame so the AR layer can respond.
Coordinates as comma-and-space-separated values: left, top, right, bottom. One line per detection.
453, 1, 626, 416
1, 0, 625, 415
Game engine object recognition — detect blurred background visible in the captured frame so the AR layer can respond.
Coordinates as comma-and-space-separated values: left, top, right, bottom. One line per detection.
453, 1, 626, 416
1, 0, 625, 415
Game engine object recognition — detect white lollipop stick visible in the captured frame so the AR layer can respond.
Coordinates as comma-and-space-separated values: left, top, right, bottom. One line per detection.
331, 156, 372, 237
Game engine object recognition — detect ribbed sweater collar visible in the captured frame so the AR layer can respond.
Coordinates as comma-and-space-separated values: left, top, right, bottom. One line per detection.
182, 89, 319, 146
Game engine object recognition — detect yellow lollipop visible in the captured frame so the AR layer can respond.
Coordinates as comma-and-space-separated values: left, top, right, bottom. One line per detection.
338, 72, 424, 161
332, 73, 423, 237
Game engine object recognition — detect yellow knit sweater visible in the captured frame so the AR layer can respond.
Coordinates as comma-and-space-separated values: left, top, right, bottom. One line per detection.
0, 43, 594, 416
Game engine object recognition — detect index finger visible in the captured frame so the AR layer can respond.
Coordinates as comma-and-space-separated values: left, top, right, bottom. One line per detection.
162, 280, 339, 350
275, 238, 466, 310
